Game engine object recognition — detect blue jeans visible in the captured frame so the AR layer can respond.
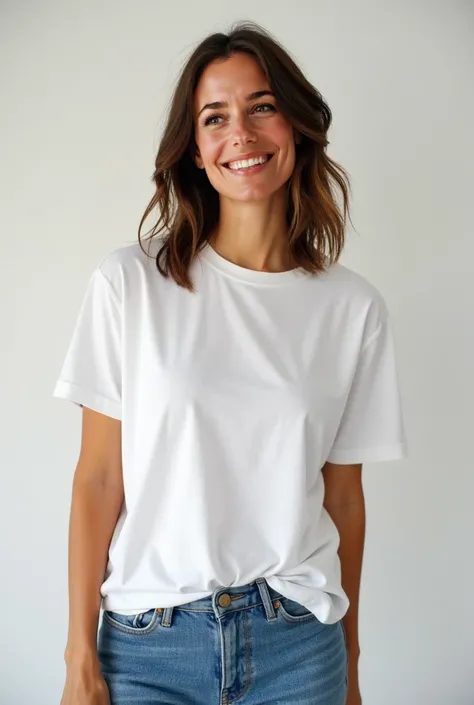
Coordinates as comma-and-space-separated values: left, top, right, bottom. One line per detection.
98, 578, 348, 704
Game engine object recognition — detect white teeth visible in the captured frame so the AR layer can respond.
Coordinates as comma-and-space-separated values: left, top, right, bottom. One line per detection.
227, 155, 270, 170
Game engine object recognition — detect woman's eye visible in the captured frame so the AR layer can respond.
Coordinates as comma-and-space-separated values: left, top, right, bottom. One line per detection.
203, 104, 275, 126
253, 103, 276, 114
204, 114, 223, 126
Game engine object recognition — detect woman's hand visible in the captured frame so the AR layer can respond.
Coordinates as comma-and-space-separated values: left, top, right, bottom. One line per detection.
60, 657, 110, 705
346, 654, 362, 705
346, 683, 362, 705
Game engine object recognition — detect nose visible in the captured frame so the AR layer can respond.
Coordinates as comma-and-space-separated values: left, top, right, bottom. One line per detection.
231, 113, 257, 147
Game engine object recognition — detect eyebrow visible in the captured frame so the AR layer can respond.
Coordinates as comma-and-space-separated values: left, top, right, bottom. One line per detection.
197, 90, 275, 118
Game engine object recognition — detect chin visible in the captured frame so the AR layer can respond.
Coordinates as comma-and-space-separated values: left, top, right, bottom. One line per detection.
223, 184, 284, 203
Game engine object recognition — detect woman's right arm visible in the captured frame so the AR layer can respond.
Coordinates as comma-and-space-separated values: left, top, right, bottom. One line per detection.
61, 407, 124, 704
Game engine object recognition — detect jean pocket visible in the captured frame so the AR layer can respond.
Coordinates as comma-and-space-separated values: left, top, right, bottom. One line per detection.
276, 596, 318, 623
103, 608, 159, 634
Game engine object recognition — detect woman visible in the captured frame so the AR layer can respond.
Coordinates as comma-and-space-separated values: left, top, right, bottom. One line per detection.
55, 22, 406, 705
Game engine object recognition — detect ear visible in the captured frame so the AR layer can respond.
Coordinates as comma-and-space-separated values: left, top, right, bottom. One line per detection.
195, 147, 204, 169
294, 129, 302, 145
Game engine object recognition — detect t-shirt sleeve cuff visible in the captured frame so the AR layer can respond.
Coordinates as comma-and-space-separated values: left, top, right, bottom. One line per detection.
53, 380, 122, 420
326, 442, 408, 465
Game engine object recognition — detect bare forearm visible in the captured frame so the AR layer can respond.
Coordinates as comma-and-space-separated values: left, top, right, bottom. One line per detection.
327, 499, 366, 656
65, 473, 123, 664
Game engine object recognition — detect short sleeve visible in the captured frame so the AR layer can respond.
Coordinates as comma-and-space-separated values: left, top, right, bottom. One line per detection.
52, 266, 122, 420
326, 316, 407, 464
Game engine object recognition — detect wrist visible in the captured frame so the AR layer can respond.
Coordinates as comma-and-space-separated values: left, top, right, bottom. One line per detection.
64, 644, 100, 669
347, 645, 360, 661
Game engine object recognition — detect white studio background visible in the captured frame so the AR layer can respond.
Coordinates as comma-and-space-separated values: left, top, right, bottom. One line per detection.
1, 1, 473, 703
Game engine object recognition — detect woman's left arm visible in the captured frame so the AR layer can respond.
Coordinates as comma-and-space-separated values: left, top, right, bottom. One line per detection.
322, 461, 365, 703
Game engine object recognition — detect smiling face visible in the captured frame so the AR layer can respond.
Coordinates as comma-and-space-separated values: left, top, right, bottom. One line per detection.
193, 52, 297, 203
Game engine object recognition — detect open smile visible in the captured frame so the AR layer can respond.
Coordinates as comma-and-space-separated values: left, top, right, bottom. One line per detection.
222, 153, 274, 174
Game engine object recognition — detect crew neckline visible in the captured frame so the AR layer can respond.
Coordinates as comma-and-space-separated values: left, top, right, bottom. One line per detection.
200, 243, 311, 286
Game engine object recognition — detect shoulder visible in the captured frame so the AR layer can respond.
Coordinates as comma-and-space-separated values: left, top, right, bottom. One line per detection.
316, 261, 389, 343
93, 238, 163, 297
322, 262, 387, 308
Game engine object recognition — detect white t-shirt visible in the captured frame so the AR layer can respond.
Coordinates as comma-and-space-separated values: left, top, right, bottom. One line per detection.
53, 240, 407, 624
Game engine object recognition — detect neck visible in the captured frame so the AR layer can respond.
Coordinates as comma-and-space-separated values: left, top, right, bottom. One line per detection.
210, 190, 294, 273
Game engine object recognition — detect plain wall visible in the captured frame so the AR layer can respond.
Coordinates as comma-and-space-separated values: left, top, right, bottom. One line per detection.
2, 1, 473, 703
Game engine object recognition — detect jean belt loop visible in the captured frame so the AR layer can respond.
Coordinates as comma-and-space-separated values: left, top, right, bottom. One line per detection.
160, 606, 174, 628
255, 578, 277, 622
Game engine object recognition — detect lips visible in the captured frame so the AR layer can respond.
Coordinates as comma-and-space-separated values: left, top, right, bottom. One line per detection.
223, 153, 274, 169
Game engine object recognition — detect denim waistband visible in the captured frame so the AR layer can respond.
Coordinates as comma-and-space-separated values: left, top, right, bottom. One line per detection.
158, 578, 283, 627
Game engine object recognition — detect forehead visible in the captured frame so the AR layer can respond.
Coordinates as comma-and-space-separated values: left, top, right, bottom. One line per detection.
194, 53, 270, 105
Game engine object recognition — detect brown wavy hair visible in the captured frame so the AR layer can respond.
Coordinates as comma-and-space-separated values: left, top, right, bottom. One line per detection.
138, 21, 352, 291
